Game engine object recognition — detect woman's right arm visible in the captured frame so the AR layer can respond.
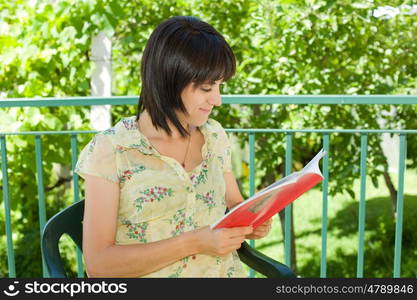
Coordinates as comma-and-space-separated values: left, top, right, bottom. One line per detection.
83, 174, 253, 277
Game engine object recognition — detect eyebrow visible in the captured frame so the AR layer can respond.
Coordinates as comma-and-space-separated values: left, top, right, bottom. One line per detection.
203, 80, 223, 85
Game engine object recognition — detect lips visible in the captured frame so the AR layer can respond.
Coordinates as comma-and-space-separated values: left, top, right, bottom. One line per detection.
200, 108, 211, 113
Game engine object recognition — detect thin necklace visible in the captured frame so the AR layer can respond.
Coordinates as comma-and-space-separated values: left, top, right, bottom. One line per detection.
137, 116, 192, 169
182, 128, 192, 168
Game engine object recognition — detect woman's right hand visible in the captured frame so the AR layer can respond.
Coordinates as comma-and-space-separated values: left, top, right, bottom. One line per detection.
192, 225, 253, 256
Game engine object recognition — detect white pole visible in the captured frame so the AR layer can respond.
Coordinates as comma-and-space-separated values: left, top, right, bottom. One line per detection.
378, 106, 399, 173
90, 31, 112, 130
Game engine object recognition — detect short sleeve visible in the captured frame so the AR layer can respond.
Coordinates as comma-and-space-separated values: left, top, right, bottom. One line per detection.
74, 133, 119, 183
217, 126, 233, 173
222, 135, 233, 173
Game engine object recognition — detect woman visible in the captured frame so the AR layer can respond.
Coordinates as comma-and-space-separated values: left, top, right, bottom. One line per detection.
75, 16, 272, 278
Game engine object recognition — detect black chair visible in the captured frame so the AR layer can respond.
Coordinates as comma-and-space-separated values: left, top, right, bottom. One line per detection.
41, 200, 296, 278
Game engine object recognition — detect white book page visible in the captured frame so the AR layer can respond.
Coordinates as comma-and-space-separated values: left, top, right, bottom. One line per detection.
255, 148, 326, 195
301, 148, 326, 176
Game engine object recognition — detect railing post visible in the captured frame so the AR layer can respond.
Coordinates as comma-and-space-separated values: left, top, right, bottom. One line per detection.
248, 132, 256, 278
71, 134, 84, 277
320, 133, 330, 278
1, 136, 16, 277
393, 134, 407, 277
357, 133, 368, 277
284, 132, 292, 268
35, 135, 49, 278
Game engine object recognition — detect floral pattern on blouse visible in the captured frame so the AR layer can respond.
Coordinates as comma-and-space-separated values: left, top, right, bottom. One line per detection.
121, 218, 148, 243
119, 165, 146, 184
190, 160, 209, 186
74, 116, 246, 278
166, 208, 198, 237
196, 190, 216, 213
134, 186, 174, 213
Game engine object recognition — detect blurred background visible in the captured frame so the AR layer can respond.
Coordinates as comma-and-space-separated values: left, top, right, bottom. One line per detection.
0, 0, 416, 277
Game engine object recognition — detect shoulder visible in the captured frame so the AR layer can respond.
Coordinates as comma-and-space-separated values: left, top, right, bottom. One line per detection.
205, 118, 224, 130
203, 118, 228, 139
201, 118, 232, 154
98, 116, 138, 147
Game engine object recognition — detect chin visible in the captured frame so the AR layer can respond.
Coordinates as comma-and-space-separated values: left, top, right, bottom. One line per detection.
192, 117, 209, 127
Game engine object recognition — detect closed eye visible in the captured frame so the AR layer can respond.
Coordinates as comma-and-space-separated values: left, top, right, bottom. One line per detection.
200, 82, 224, 92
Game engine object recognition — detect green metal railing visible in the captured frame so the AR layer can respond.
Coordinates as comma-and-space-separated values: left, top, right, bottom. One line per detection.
1, 95, 416, 278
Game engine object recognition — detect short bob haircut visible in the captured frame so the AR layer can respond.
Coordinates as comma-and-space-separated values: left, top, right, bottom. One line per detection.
136, 16, 236, 138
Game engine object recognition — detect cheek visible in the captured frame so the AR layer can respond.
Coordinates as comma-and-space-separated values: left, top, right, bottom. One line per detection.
182, 93, 198, 109
186, 99, 205, 114
181, 88, 207, 116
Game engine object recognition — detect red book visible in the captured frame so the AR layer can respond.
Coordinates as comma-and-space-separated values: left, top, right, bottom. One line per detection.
211, 149, 327, 230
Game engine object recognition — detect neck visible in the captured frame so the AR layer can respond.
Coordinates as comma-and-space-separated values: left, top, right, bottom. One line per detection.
138, 110, 194, 141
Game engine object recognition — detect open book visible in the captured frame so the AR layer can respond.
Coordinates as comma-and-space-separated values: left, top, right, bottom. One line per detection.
211, 149, 327, 230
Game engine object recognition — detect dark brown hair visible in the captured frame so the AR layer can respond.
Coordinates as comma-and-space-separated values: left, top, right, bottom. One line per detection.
136, 16, 236, 137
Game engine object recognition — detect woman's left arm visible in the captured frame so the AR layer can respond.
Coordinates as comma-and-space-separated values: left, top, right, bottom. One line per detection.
224, 171, 272, 240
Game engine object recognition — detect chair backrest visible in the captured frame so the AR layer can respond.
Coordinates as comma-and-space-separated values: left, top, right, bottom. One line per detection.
41, 200, 84, 278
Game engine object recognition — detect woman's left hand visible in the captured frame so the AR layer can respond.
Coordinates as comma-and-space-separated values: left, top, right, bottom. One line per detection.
245, 218, 272, 240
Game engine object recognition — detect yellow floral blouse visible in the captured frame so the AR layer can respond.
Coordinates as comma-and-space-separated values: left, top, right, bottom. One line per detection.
74, 116, 247, 278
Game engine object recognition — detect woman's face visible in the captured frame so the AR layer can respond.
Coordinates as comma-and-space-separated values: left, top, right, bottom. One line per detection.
179, 80, 223, 127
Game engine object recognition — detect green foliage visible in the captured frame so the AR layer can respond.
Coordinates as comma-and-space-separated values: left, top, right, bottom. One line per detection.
323, 194, 417, 277
210, 0, 417, 199
1, 0, 416, 277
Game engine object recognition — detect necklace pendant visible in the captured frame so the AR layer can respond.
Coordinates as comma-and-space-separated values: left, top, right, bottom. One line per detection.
181, 162, 185, 167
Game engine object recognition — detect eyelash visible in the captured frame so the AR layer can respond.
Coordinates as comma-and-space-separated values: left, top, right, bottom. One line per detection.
201, 84, 223, 92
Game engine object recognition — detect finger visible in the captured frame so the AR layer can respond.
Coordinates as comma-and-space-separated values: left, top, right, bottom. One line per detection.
251, 230, 267, 238
230, 236, 248, 245
227, 226, 253, 238
257, 223, 269, 229
221, 241, 244, 253
266, 219, 272, 229
250, 227, 269, 237
253, 225, 269, 233
245, 233, 260, 240
262, 219, 272, 226
263, 225, 272, 232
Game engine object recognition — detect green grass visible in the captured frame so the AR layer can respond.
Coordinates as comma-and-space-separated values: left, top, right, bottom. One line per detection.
243, 168, 417, 278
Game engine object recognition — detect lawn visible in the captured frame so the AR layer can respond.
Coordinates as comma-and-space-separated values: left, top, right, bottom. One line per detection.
244, 168, 417, 278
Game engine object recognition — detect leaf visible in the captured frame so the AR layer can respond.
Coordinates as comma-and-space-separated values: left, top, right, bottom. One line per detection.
61, 26, 77, 41
351, 2, 374, 9
247, 77, 262, 83
103, 11, 117, 29
109, 1, 126, 18
347, 188, 356, 200
371, 174, 379, 188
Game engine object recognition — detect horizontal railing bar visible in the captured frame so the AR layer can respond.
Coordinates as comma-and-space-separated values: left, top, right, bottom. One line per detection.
2, 129, 417, 136
0, 131, 98, 135
227, 129, 417, 134
1, 95, 417, 107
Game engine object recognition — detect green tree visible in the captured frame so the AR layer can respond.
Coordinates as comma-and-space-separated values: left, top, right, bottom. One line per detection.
1, 0, 416, 277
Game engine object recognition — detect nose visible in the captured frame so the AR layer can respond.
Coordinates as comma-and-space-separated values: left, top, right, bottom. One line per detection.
208, 88, 222, 107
